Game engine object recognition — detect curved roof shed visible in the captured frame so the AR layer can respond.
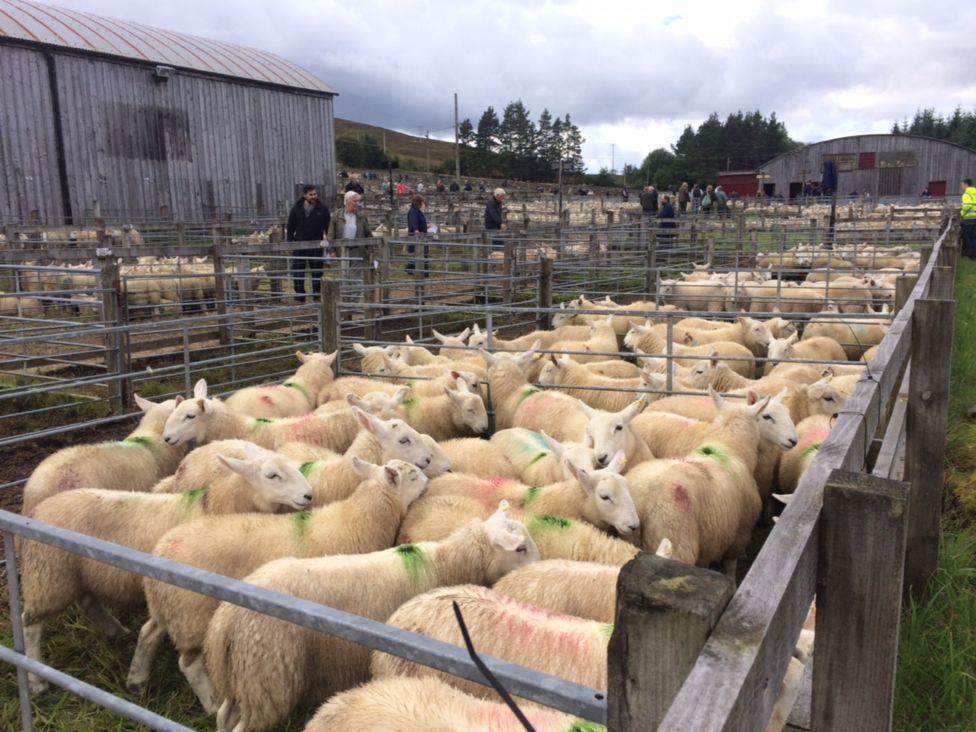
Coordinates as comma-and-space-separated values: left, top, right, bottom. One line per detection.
0, 0, 334, 93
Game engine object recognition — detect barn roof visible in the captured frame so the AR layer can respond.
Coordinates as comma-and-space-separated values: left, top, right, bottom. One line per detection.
0, 0, 335, 94
758, 133, 976, 170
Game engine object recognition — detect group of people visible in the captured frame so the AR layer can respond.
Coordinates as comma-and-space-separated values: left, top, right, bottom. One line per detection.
639, 182, 730, 219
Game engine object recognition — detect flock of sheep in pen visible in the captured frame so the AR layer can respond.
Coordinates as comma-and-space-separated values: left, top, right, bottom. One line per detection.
13, 240, 919, 731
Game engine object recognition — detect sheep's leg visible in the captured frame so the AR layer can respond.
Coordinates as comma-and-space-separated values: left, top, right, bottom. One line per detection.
217, 699, 241, 731
23, 620, 48, 694
79, 594, 128, 639
126, 618, 165, 692
180, 650, 218, 714
723, 557, 739, 580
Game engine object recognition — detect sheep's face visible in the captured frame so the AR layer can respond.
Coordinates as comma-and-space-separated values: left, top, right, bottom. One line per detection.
347, 387, 409, 420
377, 458, 429, 510
683, 359, 713, 390
804, 377, 856, 417
419, 434, 453, 477
623, 323, 649, 351
481, 501, 541, 581
753, 391, 798, 450
537, 359, 560, 385
134, 395, 179, 437
566, 452, 640, 535
466, 324, 488, 349
163, 397, 213, 446
480, 344, 539, 376
356, 409, 435, 472
295, 350, 338, 379
219, 450, 313, 510
766, 317, 797, 339
582, 397, 646, 468
739, 317, 772, 352
658, 280, 676, 297
765, 333, 798, 364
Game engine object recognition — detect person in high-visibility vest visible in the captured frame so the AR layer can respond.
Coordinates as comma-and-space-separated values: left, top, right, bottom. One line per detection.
963, 178, 976, 258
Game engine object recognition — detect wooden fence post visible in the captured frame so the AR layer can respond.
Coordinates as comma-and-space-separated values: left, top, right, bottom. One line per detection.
537, 257, 552, 330
918, 245, 933, 271
320, 277, 340, 355
268, 225, 283, 296
210, 238, 230, 346
894, 275, 916, 312
502, 240, 516, 302
608, 554, 735, 731
903, 297, 954, 595
811, 469, 910, 731
645, 231, 658, 296
930, 266, 953, 300
98, 254, 128, 412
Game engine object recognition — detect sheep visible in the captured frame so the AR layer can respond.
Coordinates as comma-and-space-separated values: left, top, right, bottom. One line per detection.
130, 457, 428, 710
398, 449, 640, 542
317, 368, 480, 404
524, 513, 641, 565
317, 387, 409, 419
627, 390, 766, 572
371, 585, 608, 705
702, 358, 827, 391
437, 437, 521, 480
19, 444, 313, 695
468, 320, 590, 349
666, 316, 772, 356
801, 276, 873, 313
538, 354, 664, 411
351, 343, 396, 373
776, 414, 833, 493
658, 278, 728, 311
22, 394, 186, 514
486, 428, 595, 486
388, 379, 489, 440
493, 540, 674, 624
304, 676, 593, 732
224, 351, 337, 419
376, 351, 489, 385
206, 502, 539, 732
157, 408, 446, 507
633, 389, 798, 498
546, 316, 620, 364
802, 307, 889, 360
583, 358, 643, 378
624, 321, 756, 377
764, 333, 848, 374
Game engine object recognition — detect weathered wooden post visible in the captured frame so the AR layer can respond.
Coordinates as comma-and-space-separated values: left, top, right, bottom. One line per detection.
903, 297, 954, 595
267, 224, 283, 296
812, 470, 910, 731
645, 230, 658, 295
537, 257, 552, 330
176, 221, 186, 247
608, 555, 735, 731
502, 239, 516, 302
320, 277, 340, 355
894, 275, 916, 312
98, 252, 128, 412
210, 234, 230, 345
931, 266, 954, 300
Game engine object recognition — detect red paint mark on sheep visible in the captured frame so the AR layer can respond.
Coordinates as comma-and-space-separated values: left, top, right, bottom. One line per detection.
672, 484, 691, 510
260, 395, 274, 406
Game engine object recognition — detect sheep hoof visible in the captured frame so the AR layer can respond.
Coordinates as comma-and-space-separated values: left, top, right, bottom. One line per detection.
28, 676, 49, 695
125, 679, 146, 694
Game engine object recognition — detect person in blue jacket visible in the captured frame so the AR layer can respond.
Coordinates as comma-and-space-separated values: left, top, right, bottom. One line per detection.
657, 194, 677, 248
407, 195, 429, 276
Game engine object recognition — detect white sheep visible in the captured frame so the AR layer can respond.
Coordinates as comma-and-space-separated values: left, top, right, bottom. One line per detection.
304, 676, 593, 732
775, 414, 834, 493
764, 333, 849, 374
22, 394, 186, 514
317, 368, 481, 404
129, 457, 428, 711
206, 501, 539, 732
371, 584, 608, 704
801, 307, 889, 360
627, 390, 766, 573
224, 351, 337, 418
388, 378, 490, 439
19, 443, 312, 695
538, 354, 665, 411
624, 321, 756, 377
467, 321, 590, 349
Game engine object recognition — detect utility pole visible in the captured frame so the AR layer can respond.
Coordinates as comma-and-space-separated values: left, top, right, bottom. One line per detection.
426, 130, 430, 173
382, 131, 386, 154
611, 143, 615, 175
454, 92, 461, 182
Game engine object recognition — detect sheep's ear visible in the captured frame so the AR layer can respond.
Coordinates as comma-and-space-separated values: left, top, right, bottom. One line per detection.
353, 343, 369, 356
391, 387, 411, 404
776, 386, 789, 401
432, 329, 447, 343
484, 500, 523, 551
619, 395, 647, 422
405, 334, 415, 344
346, 393, 368, 410
479, 349, 497, 367
746, 390, 759, 406
193, 379, 208, 399
350, 455, 376, 478
578, 400, 598, 419
607, 450, 627, 473
217, 454, 256, 480
564, 458, 594, 491
324, 350, 339, 366
655, 538, 674, 558
472, 323, 482, 334
353, 406, 377, 431
457, 327, 471, 342
444, 385, 462, 403
786, 331, 799, 345
708, 349, 720, 366
174, 395, 184, 406
295, 350, 308, 364
538, 430, 563, 455
384, 465, 400, 486
134, 393, 155, 412
197, 398, 214, 415
737, 316, 747, 327
749, 395, 772, 418
709, 387, 725, 411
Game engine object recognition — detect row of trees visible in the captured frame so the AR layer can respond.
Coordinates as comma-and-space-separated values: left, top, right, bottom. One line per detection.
456, 102, 586, 180
335, 135, 398, 169
892, 108, 976, 151
624, 111, 799, 189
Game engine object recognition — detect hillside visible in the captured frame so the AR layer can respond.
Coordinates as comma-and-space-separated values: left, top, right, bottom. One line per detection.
335, 118, 457, 169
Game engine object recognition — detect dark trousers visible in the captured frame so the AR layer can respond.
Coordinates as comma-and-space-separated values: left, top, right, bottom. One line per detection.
962, 219, 976, 257
292, 247, 324, 297
406, 241, 430, 275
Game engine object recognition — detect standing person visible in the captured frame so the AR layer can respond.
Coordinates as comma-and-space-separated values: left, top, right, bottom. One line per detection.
621, 186, 630, 202
463, 180, 472, 192
484, 187, 507, 250
327, 191, 373, 272
406, 194, 429, 276
436, 179, 446, 193
691, 183, 703, 212
344, 173, 364, 195
962, 178, 976, 259
640, 186, 656, 217
416, 181, 426, 194
677, 182, 690, 213
657, 194, 677, 248
715, 185, 729, 217
450, 180, 461, 192
286, 184, 331, 301
701, 185, 714, 214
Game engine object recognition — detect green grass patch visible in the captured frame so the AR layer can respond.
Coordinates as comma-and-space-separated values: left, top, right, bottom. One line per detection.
895, 257, 976, 731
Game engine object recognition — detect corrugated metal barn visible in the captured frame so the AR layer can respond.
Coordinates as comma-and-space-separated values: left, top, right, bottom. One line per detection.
0, 0, 336, 224
756, 133, 976, 199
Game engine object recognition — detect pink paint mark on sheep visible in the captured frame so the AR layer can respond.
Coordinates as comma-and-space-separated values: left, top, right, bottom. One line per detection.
672, 484, 691, 510
260, 395, 274, 406
798, 425, 830, 450
514, 391, 552, 421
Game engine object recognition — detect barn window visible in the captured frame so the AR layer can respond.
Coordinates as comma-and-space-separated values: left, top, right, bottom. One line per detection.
858, 152, 876, 170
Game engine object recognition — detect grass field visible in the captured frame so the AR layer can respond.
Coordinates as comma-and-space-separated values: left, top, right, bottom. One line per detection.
894, 256, 976, 732
335, 118, 457, 171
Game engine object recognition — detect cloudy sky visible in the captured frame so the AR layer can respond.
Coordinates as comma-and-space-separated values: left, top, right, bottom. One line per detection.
50, 0, 976, 172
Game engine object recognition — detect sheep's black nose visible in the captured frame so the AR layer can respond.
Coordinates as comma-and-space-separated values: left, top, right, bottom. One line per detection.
304, 493, 313, 502
596, 455, 608, 467
628, 523, 640, 533
788, 438, 798, 447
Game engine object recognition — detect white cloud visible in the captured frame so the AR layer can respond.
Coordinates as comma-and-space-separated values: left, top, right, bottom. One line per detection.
47, 0, 976, 170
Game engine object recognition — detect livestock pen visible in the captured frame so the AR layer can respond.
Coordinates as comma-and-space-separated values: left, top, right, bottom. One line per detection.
0, 209, 957, 730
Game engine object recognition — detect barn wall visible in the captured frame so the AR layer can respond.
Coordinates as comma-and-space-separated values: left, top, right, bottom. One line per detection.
758, 135, 976, 199
0, 40, 335, 223
0, 44, 63, 222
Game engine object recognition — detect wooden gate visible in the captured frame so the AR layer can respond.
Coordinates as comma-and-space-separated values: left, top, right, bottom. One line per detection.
879, 167, 902, 196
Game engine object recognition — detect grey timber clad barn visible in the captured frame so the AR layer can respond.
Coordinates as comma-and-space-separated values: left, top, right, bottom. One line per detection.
756, 133, 976, 199
0, 0, 336, 223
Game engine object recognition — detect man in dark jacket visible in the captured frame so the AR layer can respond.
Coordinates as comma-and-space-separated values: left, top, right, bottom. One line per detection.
484, 187, 506, 250
640, 185, 659, 215
657, 194, 677, 248
286, 185, 331, 300
344, 173, 365, 195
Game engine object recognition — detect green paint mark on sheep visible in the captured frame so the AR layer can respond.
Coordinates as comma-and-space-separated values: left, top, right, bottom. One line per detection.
514, 387, 540, 409
529, 515, 573, 533
599, 623, 615, 639
400, 396, 419, 414
253, 417, 275, 427
694, 444, 732, 469
394, 543, 427, 586
182, 486, 209, 510
292, 511, 312, 545
121, 435, 155, 449
526, 451, 549, 468
523, 485, 542, 506
282, 381, 311, 401
298, 461, 318, 478
567, 721, 607, 732
802, 442, 823, 458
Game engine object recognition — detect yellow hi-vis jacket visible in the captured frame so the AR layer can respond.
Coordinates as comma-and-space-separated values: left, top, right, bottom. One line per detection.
963, 186, 976, 219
